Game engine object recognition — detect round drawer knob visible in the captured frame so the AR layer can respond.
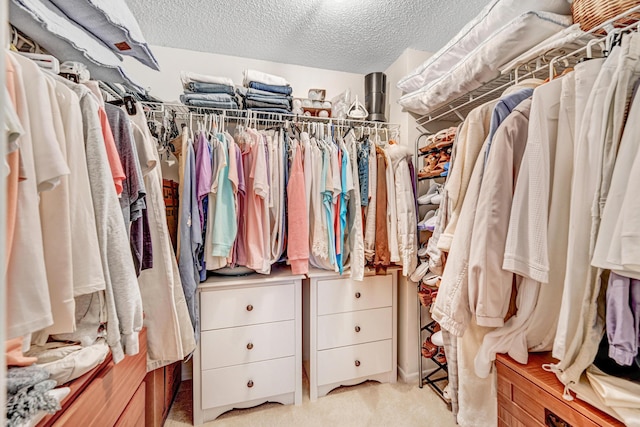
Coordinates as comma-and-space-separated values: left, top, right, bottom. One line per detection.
355, 360, 361, 367
246, 304, 254, 312
247, 380, 254, 388
355, 326, 361, 333
355, 292, 361, 299
247, 342, 254, 350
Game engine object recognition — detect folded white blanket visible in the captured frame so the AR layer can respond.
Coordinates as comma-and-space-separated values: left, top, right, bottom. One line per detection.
500, 24, 591, 75
243, 69, 290, 87
9, 0, 145, 93
180, 71, 234, 87
396, 0, 572, 93
398, 11, 572, 115
48, 0, 159, 70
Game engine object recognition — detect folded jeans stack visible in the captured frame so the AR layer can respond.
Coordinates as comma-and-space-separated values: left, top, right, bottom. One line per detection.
180, 71, 239, 110
240, 69, 293, 114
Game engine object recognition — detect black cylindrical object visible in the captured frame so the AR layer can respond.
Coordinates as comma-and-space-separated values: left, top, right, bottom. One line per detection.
365, 72, 387, 122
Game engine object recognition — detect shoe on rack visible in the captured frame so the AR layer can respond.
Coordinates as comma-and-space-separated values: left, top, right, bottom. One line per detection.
430, 192, 443, 205
418, 153, 440, 178
418, 134, 437, 153
423, 274, 441, 287
417, 183, 442, 205
418, 210, 436, 231
421, 337, 438, 359
424, 210, 439, 232
443, 384, 451, 400
434, 350, 447, 365
418, 287, 434, 307
410, 261, 430, 283
432, 330, 444, 347
417, 245, 429, 258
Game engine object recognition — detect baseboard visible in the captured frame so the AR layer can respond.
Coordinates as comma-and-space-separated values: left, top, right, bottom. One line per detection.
398, 364, 444, 385
398, 366, 419, 384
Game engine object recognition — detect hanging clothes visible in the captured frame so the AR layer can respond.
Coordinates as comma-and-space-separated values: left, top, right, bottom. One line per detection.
54, 74, 143, 363
177, 130, 202, 335
373, 147, 390, 274
130, 108, 196, 370
553, 57, 605, 361
386, 143, 418, 277
5, 53, 68, 340
287, 140, 309, 274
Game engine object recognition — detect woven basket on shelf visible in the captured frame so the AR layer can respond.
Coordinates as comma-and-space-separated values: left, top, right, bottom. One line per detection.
572, 0, 640, 33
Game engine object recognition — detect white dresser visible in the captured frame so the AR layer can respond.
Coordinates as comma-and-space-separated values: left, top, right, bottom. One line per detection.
193, 269, 304, 424
303, 268, 398, 401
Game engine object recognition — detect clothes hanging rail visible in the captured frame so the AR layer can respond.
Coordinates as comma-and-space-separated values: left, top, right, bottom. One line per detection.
415, 4, 640, 132
140, 102, 401, 131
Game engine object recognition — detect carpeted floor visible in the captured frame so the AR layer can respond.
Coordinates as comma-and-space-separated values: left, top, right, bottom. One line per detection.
165, 370, 456, 426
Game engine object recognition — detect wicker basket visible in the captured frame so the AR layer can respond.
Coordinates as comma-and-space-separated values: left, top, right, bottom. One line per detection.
572, 0, 640, 33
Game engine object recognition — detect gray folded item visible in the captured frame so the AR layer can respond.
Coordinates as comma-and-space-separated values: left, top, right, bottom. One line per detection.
6, 366, 60, 427
7, 366, 50, 396
47, 0, 159, 70
10, 0, 145, 93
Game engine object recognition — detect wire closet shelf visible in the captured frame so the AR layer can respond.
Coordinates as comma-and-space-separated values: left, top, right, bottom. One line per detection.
415, 4, 640, 133
141, 102, 401, 132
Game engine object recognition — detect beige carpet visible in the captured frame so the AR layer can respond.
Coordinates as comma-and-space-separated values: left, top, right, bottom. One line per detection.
165, 372, 457, 427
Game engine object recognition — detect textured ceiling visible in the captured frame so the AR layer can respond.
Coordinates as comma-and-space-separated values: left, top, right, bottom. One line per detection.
127, 0, 488, 74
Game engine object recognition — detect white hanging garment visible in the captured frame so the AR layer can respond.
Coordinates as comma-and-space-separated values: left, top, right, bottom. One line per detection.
130, 108, 196, 369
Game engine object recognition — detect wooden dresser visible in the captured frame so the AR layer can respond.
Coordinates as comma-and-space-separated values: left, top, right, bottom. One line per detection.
144, 361, 182, 426
303, 268, 398, 401
496, 353, 624, 427
38, 329, 148, 427
193, 269, 304, 424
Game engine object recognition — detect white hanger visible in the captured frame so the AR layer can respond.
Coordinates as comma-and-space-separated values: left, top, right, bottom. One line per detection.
586, 38, 604, 59
347, 96, 368, 119
548, 55, 563, 81
514, 63, 525, 84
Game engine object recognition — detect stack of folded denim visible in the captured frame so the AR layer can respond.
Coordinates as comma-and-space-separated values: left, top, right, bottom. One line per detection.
180, 71, 239, 110
239, 69, 293, 114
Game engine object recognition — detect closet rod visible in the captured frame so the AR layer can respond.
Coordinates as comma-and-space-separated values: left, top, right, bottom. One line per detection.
415, 4, 640, 131
141, 102, 400, 130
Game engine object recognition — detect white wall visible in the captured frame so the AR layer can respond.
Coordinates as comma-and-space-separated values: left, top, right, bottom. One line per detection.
384, 47, 436, 384
124, 45, 366, 103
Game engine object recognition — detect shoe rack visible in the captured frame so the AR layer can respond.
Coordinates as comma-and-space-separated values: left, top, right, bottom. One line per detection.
414, 130, 453, 408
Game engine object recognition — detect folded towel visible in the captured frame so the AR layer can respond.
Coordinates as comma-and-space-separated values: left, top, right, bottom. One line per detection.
244, 98, 292, 109
185, 81, 235, 95
48, 0, 159, 70
9, 0, 145, 93
248, 81, 293, 96
180, 92, 236, 103
243, 69, 290, 87
180, 71, 234, 87
184, 99, 239, 110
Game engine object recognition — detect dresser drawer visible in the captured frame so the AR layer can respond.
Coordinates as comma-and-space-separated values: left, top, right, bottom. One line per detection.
201, 320, 295, 370
200, 283, 295, 330
317, 340, 392, 386
496, 354, 623, 427
317, 307, 392, 350
201, 357, 295, 410
317, 275, 392, 315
